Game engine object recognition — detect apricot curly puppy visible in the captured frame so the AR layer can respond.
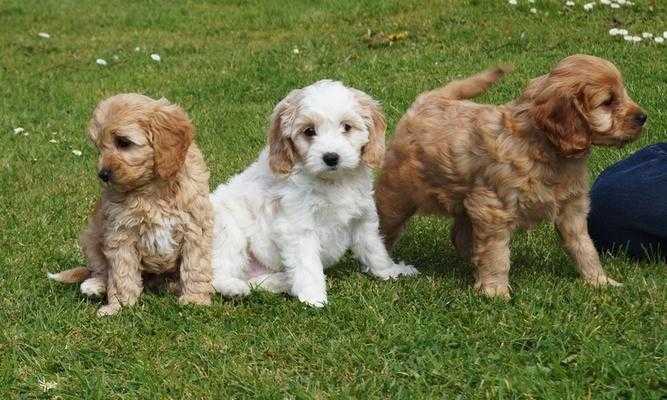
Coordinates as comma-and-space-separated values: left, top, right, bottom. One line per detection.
376, 55, 646, 298
48, 94, 213, 315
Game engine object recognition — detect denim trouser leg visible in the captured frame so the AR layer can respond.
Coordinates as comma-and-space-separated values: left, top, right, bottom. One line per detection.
588, 143, 667, 260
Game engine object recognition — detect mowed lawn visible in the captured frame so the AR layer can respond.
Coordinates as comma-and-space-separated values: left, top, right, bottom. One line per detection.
1, 0, 666, 398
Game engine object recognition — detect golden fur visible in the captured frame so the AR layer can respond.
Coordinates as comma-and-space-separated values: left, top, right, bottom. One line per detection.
49, 94, 213, 315
376, 55, 646, 298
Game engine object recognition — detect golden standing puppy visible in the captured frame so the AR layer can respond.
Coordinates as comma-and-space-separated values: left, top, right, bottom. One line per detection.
376, 55, 646, 298
49, 94, 213, 315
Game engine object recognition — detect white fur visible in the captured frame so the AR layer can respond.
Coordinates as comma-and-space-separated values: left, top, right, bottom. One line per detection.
210, 81, 418, 307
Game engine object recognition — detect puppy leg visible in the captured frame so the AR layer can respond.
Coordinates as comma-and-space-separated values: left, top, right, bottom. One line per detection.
451, 213, 473, 260
375, 175, 417, 249
178, 199, 214, 306
211, 213, 251, 298
352, 212, 419, 280
556, 196, 621, 287
79, 207, 109, 297
279, 232, 327, 308
465, 191, 512, 298
98, 238, 143, 316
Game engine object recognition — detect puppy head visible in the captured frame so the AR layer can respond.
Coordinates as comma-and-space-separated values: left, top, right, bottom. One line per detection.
267, 80, 386, 178
88, 93, 193, 191
527, 54, 646, 158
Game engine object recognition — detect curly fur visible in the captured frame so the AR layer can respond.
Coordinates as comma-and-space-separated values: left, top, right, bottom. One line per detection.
375, 55, 646, 298
210, 80, 417, 307
48, 93, 213, 316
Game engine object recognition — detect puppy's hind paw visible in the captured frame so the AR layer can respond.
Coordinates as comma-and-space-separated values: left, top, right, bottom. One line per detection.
97, 304, 121, 317
372, 262, 420, 280
80, 277, 106, 297
474, 281, 511, 300
179, 293, 211, 306
213, 277, 251, 298
584, 275, 623, 288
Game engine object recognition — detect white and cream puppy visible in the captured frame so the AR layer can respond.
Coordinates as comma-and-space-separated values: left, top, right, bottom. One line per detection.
210, 80, 418, 307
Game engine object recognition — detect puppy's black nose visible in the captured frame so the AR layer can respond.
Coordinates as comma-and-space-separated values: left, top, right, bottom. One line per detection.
322, 152, 340, 167
98, 169, 112, 182
634, 112, 647, 126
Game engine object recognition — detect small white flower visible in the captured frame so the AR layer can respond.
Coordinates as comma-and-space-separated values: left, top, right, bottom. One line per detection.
610, 3, 620, 8
292, 47, 300, 54
618, 29, 628, 35
633, 36, 641, 42
663, 32, 667, 39
565, 1, 575, 6
600, 0, 611, 4
508, 0, 517, 5
616, 0, 626, 4
150, 53, 161, 62
583, 3, 594, 10
655, 37, 664, 44
135, 46, 141, 52
96, 58, 107, 66
37, 32, 50, 39
49, 139, 58, 144
623, 35, 633, 41
642, 32, 653, 38
37, 378, 57, 392
609, 28, 620, 36
13, 127, 24, 135
530, 7, 537, 13
72, 150, 82, 156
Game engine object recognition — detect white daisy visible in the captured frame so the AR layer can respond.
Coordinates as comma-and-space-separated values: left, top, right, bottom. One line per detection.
150, 53, 161, 62
37, 378, 57, 392
565, 1, 575, 6
135, 46, 141, 52
584, 3, 594, 10
72, 150, 82, 156
292, 47, 300, 54
642, 32, 653, 39
13, 127, 24, 135
96, 58, 107, 66
609, 28, 620, 36
655, 37, 664, 44
610, 3, 620, 8
508, 0, 517, 5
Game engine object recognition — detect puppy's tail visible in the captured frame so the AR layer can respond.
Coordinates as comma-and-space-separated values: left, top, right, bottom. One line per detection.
47, 267, 90, 283
436, 64, 512, 100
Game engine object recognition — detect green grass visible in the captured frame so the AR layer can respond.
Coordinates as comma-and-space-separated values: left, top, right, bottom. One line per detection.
1, 0, 666, 398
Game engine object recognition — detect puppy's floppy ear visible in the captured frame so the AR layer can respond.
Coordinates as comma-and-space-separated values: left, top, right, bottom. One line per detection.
530, 83, 591, 158
268, 89, 301, 174
144, 99, 194, 180
353, 89, 387, 169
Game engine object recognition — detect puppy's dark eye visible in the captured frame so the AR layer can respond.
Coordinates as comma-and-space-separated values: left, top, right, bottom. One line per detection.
115, 136, 133, 149
602, 96, 615, 107
343, 123, 352, 133
303, 127, 317, 137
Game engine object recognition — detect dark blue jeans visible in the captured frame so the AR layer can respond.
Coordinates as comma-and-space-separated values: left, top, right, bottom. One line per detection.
588, 143, 667, 260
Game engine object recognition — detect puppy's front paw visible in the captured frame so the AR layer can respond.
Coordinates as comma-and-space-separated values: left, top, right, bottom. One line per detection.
80, 277, 106, 297
474, 281, 510, 300
584, 275, 623, 288
97, 304, 121, 317
179, 293, 211, 306
213, 277, 251, 297
372, 262, 419, 280
296, 288, 328, 308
